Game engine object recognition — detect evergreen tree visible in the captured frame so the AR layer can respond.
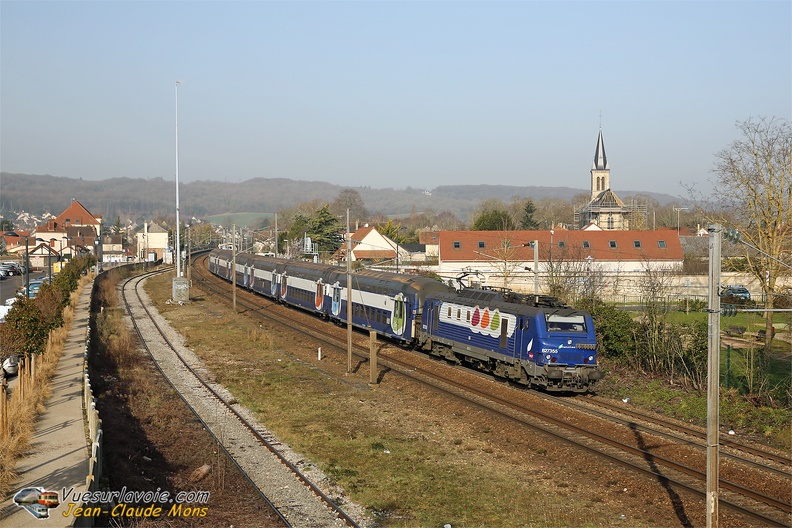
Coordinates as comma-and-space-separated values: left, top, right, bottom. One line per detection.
519, 199, 539, 229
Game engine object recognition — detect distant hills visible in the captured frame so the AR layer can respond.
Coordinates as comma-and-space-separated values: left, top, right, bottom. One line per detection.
0, 172, 680, 225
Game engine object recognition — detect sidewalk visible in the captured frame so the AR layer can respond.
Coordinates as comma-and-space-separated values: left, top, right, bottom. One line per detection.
0, 283, 93, 527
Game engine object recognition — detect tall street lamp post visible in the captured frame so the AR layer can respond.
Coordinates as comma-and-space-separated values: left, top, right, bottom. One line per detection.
35, 238, 52, 281
520, 240, 539, 295
60, 236, 71, 265
674, 207, 689, 236
49, 238, 56, 278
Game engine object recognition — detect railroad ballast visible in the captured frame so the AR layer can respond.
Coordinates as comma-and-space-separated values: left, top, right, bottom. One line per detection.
208, 250, 603, 393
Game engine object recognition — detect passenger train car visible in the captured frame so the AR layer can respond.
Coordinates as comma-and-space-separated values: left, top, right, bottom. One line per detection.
208, 250, 603, 392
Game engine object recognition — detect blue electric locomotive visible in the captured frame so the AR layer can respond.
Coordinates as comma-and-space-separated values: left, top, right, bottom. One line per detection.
208, 250, 603, 392
419, 288, 602, 392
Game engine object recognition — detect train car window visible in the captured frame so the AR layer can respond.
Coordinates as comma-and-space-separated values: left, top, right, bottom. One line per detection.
466, 310, 470, 321
447, 306, 452, 317
522, 319, 530, 330
456, 309, 461, 320
545, 314, 587, 333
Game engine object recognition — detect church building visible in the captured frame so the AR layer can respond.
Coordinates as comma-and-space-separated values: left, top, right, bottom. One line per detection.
576, 129, 646, 230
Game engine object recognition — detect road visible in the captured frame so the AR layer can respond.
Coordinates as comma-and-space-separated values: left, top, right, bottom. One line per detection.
0, 270, 45, 306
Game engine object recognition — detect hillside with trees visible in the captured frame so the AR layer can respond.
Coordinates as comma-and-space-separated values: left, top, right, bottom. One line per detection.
0, 172, 678, 227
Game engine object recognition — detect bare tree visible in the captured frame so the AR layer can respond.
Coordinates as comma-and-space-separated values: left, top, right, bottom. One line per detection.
470, 233, 527, 290
330, 189, 369, 225
708, 117, 792, 349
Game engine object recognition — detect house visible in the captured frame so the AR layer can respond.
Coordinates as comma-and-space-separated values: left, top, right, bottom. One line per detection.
437, 228, 684, 293
36, 199, 102, 260
419, 231, 440, 258
331, 225, 408, 268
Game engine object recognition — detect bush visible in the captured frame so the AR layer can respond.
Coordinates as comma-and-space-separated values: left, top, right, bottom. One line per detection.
679, 298, 707, 312
581, 299, 636, 360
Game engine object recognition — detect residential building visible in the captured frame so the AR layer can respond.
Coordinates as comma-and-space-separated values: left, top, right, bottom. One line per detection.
135, 222, 169, 262
437, 228, 684, 294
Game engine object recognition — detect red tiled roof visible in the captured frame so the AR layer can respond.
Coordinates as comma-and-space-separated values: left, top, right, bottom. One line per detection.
54, 200, 100, 227
439, 229, 684, 263
419, 231, 440, 244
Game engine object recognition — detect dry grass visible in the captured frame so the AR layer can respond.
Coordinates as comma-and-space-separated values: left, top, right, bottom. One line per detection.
0, 277, 91, 497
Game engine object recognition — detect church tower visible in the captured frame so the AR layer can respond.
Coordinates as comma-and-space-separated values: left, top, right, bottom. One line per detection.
590, 128, 610, 200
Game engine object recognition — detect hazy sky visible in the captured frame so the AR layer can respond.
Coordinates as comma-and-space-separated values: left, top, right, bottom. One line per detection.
1, 1, 789, 199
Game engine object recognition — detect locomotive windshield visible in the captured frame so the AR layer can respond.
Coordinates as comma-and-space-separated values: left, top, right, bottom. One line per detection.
545, 313, 587, 333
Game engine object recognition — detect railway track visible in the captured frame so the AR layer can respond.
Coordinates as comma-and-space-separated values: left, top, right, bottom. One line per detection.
120, 267, 363, 528
191, 253, 791, 527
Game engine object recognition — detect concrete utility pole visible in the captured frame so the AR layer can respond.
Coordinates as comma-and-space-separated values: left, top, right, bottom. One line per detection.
172, 80, 190, 302
232, 224, 237, 312
706, 224, 722, 528
346, 209, 353, 374
532, 240, 538, 295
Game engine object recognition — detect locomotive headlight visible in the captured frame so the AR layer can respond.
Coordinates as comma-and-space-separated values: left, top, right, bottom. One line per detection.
545, 354, 551, 360
589, 355, 594, 362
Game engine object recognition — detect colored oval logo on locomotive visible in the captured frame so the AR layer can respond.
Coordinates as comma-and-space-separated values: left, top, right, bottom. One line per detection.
440, 302, 513, 338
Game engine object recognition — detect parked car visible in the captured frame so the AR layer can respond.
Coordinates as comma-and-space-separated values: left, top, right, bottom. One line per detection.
0, 263, 22, 276
3, 355, 19, 376
722, 285, 751, 303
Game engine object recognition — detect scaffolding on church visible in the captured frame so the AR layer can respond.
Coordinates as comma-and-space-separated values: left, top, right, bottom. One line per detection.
574, 198, 648, 230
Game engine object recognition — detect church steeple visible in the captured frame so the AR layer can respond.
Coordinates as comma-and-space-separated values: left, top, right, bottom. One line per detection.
590, 128, 610, 199
592, 128, 608, 171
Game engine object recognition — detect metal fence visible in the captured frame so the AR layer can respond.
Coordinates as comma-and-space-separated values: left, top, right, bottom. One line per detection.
78, 285, 103, 528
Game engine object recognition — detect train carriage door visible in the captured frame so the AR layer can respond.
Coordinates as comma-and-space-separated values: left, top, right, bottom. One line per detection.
390, 293, 406, 337
280, 274, 288, 299
331, 282, 342, 317
271, 273, 280, 298
432, 301, 440, 333
315, 279, 324, 311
